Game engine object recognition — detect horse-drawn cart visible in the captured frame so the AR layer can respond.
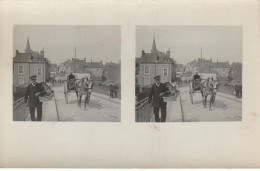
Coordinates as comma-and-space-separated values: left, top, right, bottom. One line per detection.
189, 79, 203, 104
188, 73, 219, 110
64, 79, 78, 104
188, 73, 217, 104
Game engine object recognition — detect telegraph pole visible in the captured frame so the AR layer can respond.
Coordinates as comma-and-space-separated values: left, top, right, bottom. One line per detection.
75, 47, 77, 59
201, 46, 203, 59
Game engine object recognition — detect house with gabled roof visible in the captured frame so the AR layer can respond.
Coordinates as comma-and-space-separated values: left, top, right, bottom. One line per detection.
13, 37, 50, 92
136, 37, 176, 88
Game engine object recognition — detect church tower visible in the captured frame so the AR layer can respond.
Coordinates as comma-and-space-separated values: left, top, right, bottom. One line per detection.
25, 36, 31, 53
151, 36, 158, 54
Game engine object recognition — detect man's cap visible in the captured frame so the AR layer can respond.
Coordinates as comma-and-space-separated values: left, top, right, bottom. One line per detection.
154, 75, 161, 80
29, 75, 36, 79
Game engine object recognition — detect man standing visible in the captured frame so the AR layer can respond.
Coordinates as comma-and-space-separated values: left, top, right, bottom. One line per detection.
24, 75, 44, 121
235, 81, 240, 98
109, 81, 115, 98
148, 75, 169, 122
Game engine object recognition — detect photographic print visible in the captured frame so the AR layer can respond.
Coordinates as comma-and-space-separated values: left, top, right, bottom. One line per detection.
13, 25, 121, 122
135, 26, 242, 122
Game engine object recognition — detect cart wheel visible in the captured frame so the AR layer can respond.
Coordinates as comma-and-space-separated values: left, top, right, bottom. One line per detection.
64, 82, 68, 104
189, 81, 194, 104
212, 93, 216, 104
189, 91, 193, 104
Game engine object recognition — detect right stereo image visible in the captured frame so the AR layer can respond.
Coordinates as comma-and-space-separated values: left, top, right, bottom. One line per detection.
135, 26, 242, 122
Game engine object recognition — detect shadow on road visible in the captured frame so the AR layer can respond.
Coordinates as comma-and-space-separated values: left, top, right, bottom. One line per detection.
211, 99, 228, 110
86, 100, 102, 109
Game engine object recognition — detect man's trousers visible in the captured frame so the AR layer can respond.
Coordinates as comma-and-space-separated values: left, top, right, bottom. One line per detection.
153, 105, 167, 122
29, 103, 42, 121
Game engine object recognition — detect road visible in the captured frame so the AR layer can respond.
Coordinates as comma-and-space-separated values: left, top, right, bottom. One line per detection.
42, 86, 120, 122
166, 86, 242, 122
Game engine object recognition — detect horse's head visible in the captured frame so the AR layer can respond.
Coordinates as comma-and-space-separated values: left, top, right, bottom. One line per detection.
212, 80, 219, 92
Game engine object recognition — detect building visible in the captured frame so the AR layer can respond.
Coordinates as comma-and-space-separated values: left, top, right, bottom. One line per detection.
13, 37, 50, 92
211, 60, 230, 81
49, 63, 58, 73
102, 62, 121, 86
230, 62, 242, 82
86, 60, 103, 82
197, 58, 213, 73
137, 37, 176, 88
64, 58, 87, 73
175, 64, 185, 72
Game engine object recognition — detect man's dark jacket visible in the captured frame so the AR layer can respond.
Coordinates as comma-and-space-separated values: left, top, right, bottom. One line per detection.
24, 83, 44, 107
148, 83, 168, 108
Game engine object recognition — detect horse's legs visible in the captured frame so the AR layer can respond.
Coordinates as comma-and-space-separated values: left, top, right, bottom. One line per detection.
209, 94, 213, 111
75, 90, 78, 98
84, 95, 88, 108
78, 94, 82, 107
212, 93, 216, 104
204, 95, 207, 108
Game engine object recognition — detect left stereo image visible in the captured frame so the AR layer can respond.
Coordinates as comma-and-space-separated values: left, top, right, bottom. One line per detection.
13, 25, 121, 122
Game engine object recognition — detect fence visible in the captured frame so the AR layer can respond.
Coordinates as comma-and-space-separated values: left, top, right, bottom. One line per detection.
135, 97, 153, 122
13, 97, 29, 121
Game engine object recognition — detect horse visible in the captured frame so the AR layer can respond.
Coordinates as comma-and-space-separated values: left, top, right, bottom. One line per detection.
200, 78, 219, 110
75, 78, 94, 109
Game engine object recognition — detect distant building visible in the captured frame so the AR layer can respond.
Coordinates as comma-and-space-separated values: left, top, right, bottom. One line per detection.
197, 58, 213, 73
50, 63, 58, 72
13, 37, 50, 92
230, 62, 242, 82
86, 60, 103, 82
175, 64, 185, 72
136, 37, 176, 88
102, 62, 121, 86
64, 58, 87, 73
212, 60, 230, 81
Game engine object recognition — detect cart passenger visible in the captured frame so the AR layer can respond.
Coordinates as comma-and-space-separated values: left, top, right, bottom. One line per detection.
68, 71, 75, 80
193, 72, 201, 81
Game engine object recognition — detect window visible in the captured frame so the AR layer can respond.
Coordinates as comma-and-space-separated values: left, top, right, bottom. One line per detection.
144, 66, 150, 74
163, 68, 168, 76
18, 65, 24, 74
37, 67, 42, 76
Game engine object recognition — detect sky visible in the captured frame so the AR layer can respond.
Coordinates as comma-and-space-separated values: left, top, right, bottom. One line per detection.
136, 26, 242, 65
13, 25, 121, 64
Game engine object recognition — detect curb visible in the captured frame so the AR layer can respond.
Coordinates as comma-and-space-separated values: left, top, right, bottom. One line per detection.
217, 92, 242, 103
91, 93, 121, 105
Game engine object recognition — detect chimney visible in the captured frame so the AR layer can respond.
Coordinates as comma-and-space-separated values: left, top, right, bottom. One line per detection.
16, 50, 19, 55
142, 50, 145, 55
84, 58, 86, 62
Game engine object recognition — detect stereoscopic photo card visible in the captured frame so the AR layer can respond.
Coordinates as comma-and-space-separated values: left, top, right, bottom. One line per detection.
0, 0, 260, 168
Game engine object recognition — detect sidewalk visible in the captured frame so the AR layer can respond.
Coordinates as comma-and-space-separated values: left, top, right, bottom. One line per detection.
25, 97, 58, 121
217, 92, 242, 103
91, 92, 120, 105
42, 97, 59, 121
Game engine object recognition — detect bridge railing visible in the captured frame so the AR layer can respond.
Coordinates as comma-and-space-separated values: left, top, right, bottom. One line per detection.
135, 97, 154, 122
14, 97, 24, 109
13, 97, 29, 121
